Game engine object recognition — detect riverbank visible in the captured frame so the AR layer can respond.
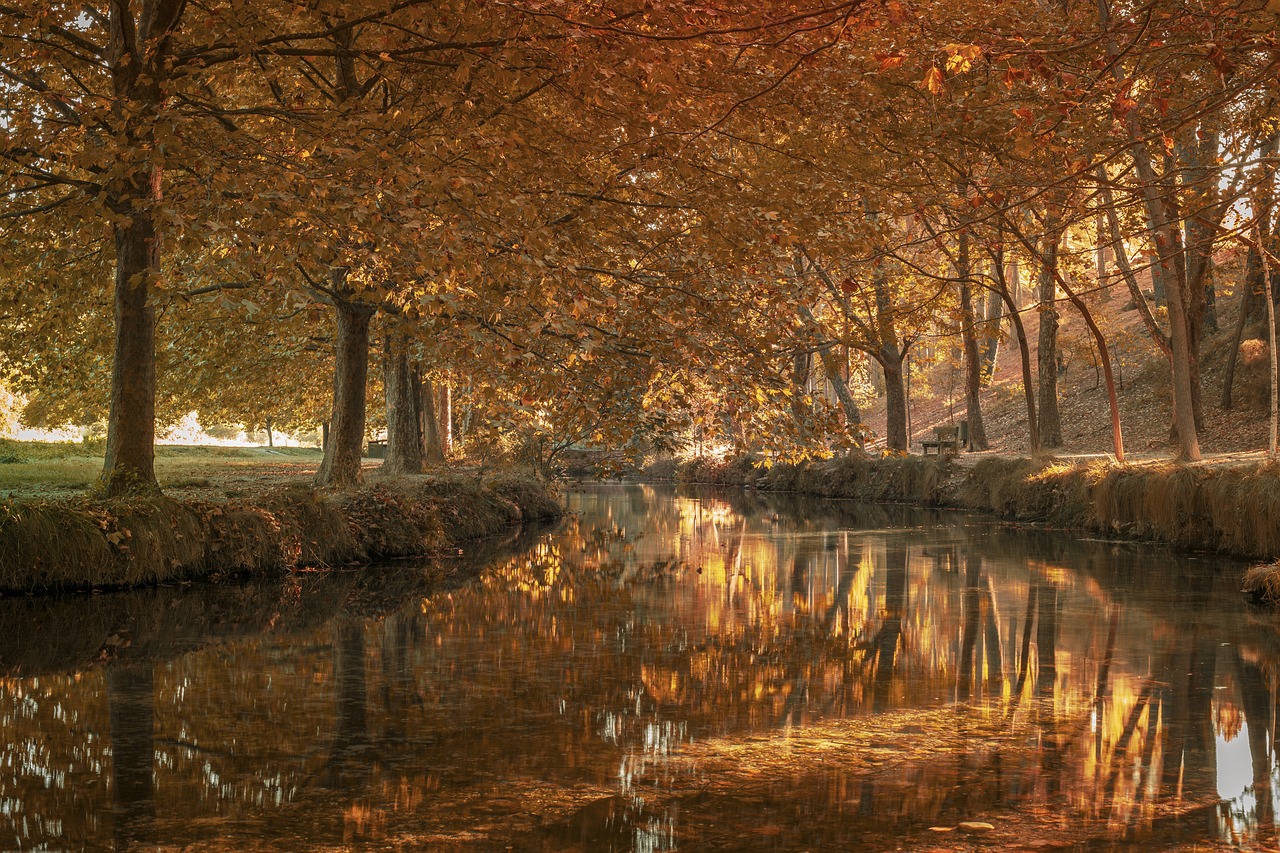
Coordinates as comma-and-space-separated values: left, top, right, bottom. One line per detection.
0, 475, 563, 593
654, 454, 1280, 560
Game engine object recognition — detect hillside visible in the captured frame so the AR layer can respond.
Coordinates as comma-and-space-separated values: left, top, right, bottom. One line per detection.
861, 263, 1274, 460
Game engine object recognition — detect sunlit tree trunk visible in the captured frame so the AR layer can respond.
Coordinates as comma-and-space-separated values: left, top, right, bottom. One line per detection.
980, 280, 1003, 383
1037, 219, 1064, 448
790, 351, 811, 426
816, 347, 864, 445
959, 231, 988, 450
882, 351, 908, 452
420, 375, 446, 464
1098, 0, 1200, 459
1223, 247, 1262, 410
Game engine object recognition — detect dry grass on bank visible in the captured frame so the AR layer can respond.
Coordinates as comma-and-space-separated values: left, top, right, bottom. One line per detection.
664, 453, 1280, 561
0, 469, 563, 594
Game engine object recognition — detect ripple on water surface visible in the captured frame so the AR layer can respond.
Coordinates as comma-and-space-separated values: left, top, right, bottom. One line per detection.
0, 483, 1273, 851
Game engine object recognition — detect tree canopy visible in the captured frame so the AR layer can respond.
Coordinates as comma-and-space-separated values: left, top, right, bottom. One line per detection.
3, 0, 1279, 487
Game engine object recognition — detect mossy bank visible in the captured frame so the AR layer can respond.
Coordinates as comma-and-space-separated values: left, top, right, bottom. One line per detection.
0, 475, 563, 593
658, 454, 1280, 561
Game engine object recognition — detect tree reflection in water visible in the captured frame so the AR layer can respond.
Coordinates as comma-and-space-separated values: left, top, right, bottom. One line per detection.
107, 663, 154, 850
0, 484, 1277, 850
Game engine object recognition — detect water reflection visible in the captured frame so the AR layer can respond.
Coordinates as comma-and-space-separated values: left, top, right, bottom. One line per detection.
0, 484, 1277, 849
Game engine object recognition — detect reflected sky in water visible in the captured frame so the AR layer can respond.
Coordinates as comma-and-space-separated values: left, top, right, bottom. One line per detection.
0, 483, 1277, 851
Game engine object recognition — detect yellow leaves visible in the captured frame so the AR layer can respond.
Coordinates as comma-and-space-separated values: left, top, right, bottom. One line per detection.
943, 44, 982, 75
923, 66, 945, 95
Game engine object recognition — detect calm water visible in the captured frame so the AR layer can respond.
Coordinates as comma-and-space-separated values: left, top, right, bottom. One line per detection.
3, 484, 1278, 851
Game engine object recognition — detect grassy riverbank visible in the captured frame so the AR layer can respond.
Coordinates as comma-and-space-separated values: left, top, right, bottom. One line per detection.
0, 474, 563, 593
0, 440, 326, 499
656, 454, 1280, 560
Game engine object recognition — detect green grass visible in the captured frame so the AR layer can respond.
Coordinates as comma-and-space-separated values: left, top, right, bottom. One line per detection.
0, 439, 326, 500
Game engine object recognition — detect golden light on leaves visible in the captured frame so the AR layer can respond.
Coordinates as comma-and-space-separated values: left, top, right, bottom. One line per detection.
923, 66, 946, 95
943, 43, 982, 75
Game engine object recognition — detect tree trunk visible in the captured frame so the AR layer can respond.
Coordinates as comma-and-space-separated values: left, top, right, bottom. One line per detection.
1221, 252, 1258, 410
1048, 268, 1126, 460
791, 351, 812, 426
816, 346, 863, 445
882, 350, 909, 452
266, 417, 274, 448
420, 375, 446, 463
315, 283, 376, 489
100, 1, 185, 495
985, 248, 1040, 452
1097, 0, 1199, 459
980, 275, 1003, 383
438, 382, 452, 457
1260, 231, 1279, 458
381, 335, 424, 475
1037, 222, 1064, 448
958, 232, 988, 450
102, 201, 161, 496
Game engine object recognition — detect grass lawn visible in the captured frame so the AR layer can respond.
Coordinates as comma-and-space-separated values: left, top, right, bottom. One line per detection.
0, 439, 328, 501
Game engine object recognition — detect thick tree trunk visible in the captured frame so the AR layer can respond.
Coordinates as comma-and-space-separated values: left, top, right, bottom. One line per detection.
100, 2, 184, 496
381, 335, 423, 475
420, 375, 446, 463
882, 350, 908, 452
315, 285, 376, 489
1037, 223, 1064, 448
958, 232, 988, 450
266, 418, 274, 448
103, 212, 161, 495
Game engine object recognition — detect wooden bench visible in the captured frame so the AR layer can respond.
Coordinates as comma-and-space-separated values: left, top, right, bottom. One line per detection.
921, 425, 960, 456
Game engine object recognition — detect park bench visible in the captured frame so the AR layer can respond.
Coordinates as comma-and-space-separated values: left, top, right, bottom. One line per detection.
921, 425, 960, 456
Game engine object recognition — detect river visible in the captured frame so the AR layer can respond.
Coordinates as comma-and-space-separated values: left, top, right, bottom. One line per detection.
0, 483, 1275, 851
